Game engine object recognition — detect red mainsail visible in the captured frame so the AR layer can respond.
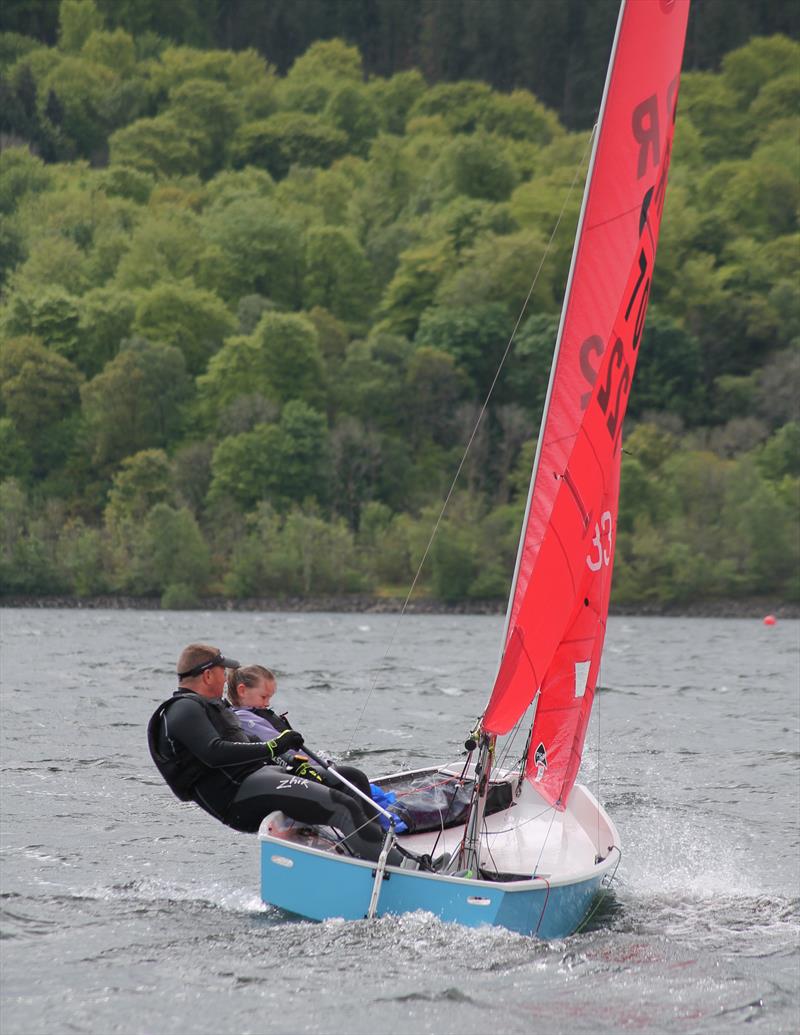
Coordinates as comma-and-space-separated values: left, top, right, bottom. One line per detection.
483, 0, 690, 808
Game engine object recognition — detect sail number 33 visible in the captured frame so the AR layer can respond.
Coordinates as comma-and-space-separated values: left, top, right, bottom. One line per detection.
586, 510, 613, 571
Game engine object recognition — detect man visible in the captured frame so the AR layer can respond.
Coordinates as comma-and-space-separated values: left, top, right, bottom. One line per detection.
147, 642, 408, 865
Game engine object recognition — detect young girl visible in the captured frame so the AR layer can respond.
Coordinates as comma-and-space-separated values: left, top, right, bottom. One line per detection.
226, 664, 373, 799
226, 664, 288, 742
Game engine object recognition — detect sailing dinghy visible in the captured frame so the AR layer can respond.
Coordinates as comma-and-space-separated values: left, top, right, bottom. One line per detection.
259, 0, 690, 938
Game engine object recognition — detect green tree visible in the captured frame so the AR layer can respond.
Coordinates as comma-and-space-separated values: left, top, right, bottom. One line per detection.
408, 80, 494, 134
133, 281, 235, 375
276, 506, 363, 594
80, 27, 136, 74
0, 479, 68, 594
0, 334, 83, 476
441, 131, 518, 202
231, 112, 348, 179
38, 54, 118, 155
0, 417, 32, 481
480, 89, 562, 144
56, 517, 112, 595
2, 287, 82, 363
502, 312, 559, 422
200, 196, 305, 306
406, 345, 470, 447
0, 214, 25, 289
208, 400, 328, 512
329, 415, 382, 528
80, 337, 190, 466
722, 35, 800, 107
8, 235, 89, 297
415, 302, 510, 396
77, 287, 138, 376
435, 228, 557, 314
127, 502, 211, 600
251, 311, 326, 408
628, 312, 706, 424
303, 225, 372, 325
167, 77, 242, 177
278, 39, 363, 113
225, 503, 363, 596
96, 163, 154, 203
104, 448, 175, 532
324, 82, 380, 158
58, 0, 104, 53
368, 69, 426, 134
376, 240, 453, 338
431, 522, 479, 601
756, 422, 800, 481
0, 147, 51, 214
333, 334, 413, 432
108, 113, 204, 178
113, 209, 207, 291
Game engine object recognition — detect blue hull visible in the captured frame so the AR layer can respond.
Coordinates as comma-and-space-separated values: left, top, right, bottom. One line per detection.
260, 837, 607, 939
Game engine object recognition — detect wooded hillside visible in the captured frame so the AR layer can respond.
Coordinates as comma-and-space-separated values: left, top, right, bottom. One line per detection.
3, 0, 798, 128
1, 0, 798, 607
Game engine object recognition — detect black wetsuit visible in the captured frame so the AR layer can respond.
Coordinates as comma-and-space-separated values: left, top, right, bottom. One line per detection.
148, 690, 400, 864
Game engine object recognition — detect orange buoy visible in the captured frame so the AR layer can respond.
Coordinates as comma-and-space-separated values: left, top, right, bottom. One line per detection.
763, 614, 777, 626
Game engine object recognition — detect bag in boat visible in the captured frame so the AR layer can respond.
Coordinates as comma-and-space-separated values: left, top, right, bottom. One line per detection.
372, 771, 513, 835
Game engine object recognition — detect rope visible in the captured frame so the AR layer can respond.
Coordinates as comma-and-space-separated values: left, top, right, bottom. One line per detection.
345, 128, 597, 753
575, 845, 622, 934
532, 804, 559, 877
533, 876, 552, 937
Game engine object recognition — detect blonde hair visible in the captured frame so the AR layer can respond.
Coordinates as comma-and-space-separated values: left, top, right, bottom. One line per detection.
226, 664, 276, 706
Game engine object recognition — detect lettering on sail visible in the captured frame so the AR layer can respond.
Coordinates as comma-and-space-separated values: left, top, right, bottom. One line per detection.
632, 74, 680, 179
578, 74, 680, 409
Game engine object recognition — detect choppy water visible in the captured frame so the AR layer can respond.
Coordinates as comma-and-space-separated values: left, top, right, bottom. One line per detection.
1, 608, 798, 1035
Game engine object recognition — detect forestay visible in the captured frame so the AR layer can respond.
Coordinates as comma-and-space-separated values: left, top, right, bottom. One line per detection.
483, 0, 691, 809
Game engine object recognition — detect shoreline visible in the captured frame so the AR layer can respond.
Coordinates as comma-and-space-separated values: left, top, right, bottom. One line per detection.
1, 594, 797, 619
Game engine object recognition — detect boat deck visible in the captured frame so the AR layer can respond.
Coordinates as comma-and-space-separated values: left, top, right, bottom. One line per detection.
378, 767, 616, 883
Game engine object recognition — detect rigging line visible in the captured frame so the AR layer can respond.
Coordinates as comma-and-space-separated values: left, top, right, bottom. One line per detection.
479, 804, 554, 835
345, 126, 597, 753
494, 714, 524, 770
533, 804, 559, 877
575, 845, 622, 934
428, 752, 473, 859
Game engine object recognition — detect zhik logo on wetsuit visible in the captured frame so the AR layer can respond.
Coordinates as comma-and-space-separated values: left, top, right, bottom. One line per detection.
276, 776, 310, 790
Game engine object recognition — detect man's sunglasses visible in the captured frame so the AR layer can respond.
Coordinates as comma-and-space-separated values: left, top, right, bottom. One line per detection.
178, 651, 240, 679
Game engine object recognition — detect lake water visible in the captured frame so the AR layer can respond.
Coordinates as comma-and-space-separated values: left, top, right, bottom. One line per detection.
1, 608, 798, 1035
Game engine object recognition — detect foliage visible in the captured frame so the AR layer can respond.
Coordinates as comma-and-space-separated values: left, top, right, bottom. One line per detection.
0, 334, 83, 476
80, 337, 190, 467
132, 280, 235, 375
0, 23, 797, 605
231, 113, 348, 179
208, 399, 329, 512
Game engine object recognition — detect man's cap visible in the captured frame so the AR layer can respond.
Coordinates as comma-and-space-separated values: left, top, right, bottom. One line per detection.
176, 646, 240, 680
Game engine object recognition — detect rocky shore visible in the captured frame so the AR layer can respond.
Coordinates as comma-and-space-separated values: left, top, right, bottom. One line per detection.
2, 594, 798, 619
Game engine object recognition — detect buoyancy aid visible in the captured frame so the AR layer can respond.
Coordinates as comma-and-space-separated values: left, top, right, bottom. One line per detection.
253, 707, 292, 733
147, 690, 257, 802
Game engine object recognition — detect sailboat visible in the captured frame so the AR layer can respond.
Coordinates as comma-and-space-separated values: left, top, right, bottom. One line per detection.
258, 0, 691, 938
